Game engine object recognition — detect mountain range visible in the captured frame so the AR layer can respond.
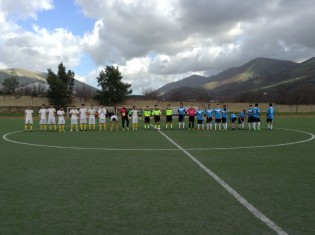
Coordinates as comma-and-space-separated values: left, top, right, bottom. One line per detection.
155, 57, 315, 102
1, 57, 315, 103
0, 68, 96, 92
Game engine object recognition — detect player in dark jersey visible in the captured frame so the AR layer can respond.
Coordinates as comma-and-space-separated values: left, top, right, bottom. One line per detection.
120, 105, 129, 131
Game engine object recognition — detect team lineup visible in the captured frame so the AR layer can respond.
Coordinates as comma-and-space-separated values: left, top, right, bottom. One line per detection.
24, 102, 275, 132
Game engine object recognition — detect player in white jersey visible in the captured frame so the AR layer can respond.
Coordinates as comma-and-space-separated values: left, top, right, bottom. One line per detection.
110, 113, 118, 131
88, 104, 97, 131
24, 105, 33, 132
47, 104, 57, 131
38, 104, 47, 131
98, 105, 107, 131
69, 106, 79, 131
131, 106, 139, 130
79, 104, 88, 131
57, 107, 66, 132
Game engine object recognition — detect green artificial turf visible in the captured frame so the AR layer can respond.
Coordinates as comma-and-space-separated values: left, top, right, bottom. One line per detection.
0, 117, 314, 234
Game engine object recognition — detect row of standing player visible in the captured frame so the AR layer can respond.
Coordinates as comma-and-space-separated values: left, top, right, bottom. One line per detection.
119, 102, 275, 131
24, 104, 119, 132
23, 103, 275, 132
172, 102, 275, 131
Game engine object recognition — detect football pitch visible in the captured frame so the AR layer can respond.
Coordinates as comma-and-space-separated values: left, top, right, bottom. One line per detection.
1, 117, 315, 234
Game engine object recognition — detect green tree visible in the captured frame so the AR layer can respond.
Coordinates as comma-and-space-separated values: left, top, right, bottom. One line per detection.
2, 72, 19, 95
95, 65, 132, 105
46, 62, 75, 108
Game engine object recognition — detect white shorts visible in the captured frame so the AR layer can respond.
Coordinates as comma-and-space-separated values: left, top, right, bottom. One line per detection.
39, 118, 47, 125
25, 119, 33, 125
99, 118, 106, 124
48, 117, 56, 124
80, 118, 87, 124
58, 118, 65, 125
71, 118, 78, 125
132, 117, 138, 124
89, 117, 96, 124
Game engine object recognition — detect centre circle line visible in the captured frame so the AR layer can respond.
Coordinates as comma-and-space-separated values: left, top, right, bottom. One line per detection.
2, 130, 177, 151
2, 127, 314, 151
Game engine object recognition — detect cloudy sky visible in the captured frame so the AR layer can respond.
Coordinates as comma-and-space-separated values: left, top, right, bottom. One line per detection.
1, 0, 315, 94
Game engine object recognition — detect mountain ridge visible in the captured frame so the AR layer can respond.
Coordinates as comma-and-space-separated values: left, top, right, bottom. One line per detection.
0, 68, 96, 91
155, 74, 210, 95
156, 57, 315, 101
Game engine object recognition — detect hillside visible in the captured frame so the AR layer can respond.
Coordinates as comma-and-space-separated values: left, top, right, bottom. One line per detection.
251, 57, 315, 103
156, 57, 315, 101
155, 74, 212, 95
158, 86, 211, 101
202, 57, 296, 90
0, 68, 96, 91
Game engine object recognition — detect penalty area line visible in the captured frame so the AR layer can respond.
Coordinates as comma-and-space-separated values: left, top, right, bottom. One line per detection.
157, 129, 288, 235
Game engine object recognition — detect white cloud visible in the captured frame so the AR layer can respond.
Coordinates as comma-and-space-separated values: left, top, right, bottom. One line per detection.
2, 0, 315, 95
0, 0, 54, 20
0, 0, 83, 72
76, 0, 315, 74
0, 24, 83, 71
0, 61, 7, 69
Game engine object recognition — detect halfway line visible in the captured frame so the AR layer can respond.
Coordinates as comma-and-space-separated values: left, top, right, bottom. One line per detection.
157, 129, 288, 235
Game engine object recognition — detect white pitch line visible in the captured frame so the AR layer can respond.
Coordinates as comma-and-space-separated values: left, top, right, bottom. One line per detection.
2, 130, 178, 151
157, 129, 288, 235
2, 128, 314, 152
174, 127, 315, 151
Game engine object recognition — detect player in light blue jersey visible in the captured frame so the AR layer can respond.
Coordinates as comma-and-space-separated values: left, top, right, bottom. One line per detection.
221, 105, 228, 130
267, 103, 275, 130
247, 104, 254, 130
238, 110, 246, 130
196, 106, 205, 131
252, 103, 261, 130
178, 103, 186, 129
214, 104, 222, 130
205, 104, 214, 130
229, 113, 237, 130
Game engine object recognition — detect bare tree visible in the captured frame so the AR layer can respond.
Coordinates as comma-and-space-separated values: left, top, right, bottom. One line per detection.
76, 86, 97, 98
169, 90, 183, 101
195, 88, 211, 102
33, 82, 48, 96
276, 84, 291, 104
2, 72, 19, 95
142, 87, 158, 100
15, 82, 48, 97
